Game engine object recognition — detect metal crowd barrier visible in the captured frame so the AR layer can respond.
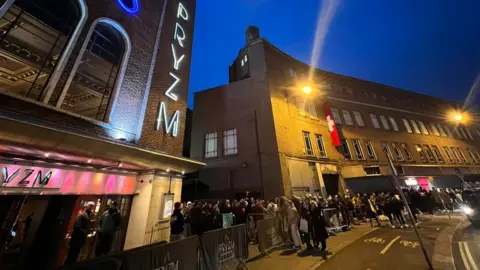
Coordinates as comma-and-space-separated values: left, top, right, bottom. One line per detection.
144, 219, 170, 245
321, 208, 348, 233
246, 213, 264, 244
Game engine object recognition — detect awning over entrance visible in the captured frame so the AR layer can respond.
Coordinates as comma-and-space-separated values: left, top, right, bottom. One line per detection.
0, 116, 205, 174
344, 176, 395, 194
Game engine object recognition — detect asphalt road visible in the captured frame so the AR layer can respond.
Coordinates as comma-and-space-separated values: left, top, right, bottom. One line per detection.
452, 221, 480, 270
317, 219, 456, 270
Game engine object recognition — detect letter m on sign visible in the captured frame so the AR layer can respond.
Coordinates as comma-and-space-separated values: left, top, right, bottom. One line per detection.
156, 102, 180, 137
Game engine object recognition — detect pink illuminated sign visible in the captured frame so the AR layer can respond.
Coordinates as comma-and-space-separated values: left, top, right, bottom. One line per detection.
1, 163, 137, 195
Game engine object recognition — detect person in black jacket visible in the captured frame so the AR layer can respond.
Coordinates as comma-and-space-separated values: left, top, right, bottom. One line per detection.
311, 202, 329, 252
65, 201, 95, 265
170, 202, 185, 241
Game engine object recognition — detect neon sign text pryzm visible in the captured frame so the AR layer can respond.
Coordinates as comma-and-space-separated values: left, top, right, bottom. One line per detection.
156, 2, 189, 137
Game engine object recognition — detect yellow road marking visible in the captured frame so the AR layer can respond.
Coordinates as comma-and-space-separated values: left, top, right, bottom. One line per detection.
459, 242, 471, 270
463, 242, 478, 270
380, 236, 401, 254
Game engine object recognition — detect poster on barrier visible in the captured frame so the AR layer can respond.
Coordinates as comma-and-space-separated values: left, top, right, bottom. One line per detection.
257, 216, 284, 253
60, 236, 199, 270
200, 224, 248, 270
222, 213, 234, 228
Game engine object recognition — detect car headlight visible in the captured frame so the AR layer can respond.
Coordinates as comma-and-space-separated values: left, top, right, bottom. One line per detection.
461, 205, 475, 216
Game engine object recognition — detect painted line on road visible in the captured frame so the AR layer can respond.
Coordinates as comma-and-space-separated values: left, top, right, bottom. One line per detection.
380, 236, 401, 254
463, 242, 478, 270
459, 242, 471, 270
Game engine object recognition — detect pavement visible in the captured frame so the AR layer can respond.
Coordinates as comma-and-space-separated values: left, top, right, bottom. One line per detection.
245, 223, 376, 270
245, 214, 468, 270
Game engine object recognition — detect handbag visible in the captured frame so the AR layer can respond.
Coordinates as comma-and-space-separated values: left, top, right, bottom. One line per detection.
299, 218, 308, 232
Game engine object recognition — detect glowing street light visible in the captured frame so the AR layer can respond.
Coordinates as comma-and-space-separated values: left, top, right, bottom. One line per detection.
454, 114, 463, 121
302, 85, 312, 94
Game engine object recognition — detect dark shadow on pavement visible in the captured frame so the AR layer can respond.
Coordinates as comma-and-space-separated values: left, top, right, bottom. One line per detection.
279, 249, 298, 256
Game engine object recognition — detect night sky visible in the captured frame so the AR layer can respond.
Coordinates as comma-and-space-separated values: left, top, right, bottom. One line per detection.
188, 0, 480, 108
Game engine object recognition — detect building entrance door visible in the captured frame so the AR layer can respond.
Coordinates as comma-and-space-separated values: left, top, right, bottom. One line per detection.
323, 174, 339, 196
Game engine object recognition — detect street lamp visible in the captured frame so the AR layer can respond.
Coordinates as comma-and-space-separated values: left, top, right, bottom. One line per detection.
454, 114, 463, 122
302, 85, 312, 94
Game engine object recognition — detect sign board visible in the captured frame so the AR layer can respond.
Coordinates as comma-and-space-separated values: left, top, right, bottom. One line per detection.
1, 163, 137, 195
162, 193, 175, 220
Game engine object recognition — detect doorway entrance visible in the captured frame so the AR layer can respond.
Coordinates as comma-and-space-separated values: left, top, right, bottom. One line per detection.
322, 174, 340, 196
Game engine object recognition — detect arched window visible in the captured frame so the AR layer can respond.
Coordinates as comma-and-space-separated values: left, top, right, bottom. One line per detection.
58, 18, 131, 122
0, 0, 86, 101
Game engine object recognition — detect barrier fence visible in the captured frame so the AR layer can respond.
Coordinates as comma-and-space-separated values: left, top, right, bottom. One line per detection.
61, 225, 248, 270
256, 216, 285, 254
144, 219, 170, 245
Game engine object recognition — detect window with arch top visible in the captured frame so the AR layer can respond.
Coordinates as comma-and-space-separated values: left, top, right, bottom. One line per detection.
58, 18, 131, 122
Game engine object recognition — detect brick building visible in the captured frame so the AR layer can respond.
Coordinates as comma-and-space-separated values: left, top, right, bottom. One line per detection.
190, 26, 480, 200
0, 0, 202, 268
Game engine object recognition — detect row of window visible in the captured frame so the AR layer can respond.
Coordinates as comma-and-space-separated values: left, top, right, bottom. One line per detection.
204, 129, 238, 158
301, 131, 480, 165
329, 107, 476, 141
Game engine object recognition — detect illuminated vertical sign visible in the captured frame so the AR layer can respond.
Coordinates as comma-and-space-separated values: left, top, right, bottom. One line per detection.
156, 2, 189, 137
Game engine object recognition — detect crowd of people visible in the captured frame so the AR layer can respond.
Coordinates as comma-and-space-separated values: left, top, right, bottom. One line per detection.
170, 187, 466, 252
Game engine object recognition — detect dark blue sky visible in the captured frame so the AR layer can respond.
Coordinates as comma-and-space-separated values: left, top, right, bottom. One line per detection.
188, 0, 480, 108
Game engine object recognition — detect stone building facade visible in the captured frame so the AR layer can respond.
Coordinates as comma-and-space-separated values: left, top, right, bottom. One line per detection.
190, 26, 480, 200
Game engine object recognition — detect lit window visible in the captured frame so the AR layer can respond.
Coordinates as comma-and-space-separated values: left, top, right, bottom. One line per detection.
342, 110, 354, 126
468, 149, 479, 163
453, 127, 463, 139
391, 143, 404, 161
474, 150, 480, 162
381, 141, 394, 161
315, 134, 327, 158
353, 111, 364, 126
370, 113, 381, 129
389, 117, 399, 131
450, 147, 462, 163
331, 108, 342, 124
303, 131, 314, 156
296, 99, 306, 116
422, 145, 436, 162
223, 129, 238, 155
0, 0, 86, 103
414, 144, 427, 163
437, 124, 447, 137
472, 149, 480, 162
401, 143, 414, 161
365, 140, 377, 160
308, 103, 318, 119
465, 129, 474, 140
443, 146, 455, 163
241, 59, 244, 66
430, 124, 440, 136
352, 139, 365, 160
418, 121, 429, 135
431, 145, 444, 162
340, 139, 352, 159
402, 119, 412, 133
244, 54, 248, 62
443, 125, 453, 137
410, 120, 421, 134
205, 132, 218, 158
61, 19, 131, 121
456, 147, 469, 163
459, 127, 468, 140
380, 115, 390, 130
